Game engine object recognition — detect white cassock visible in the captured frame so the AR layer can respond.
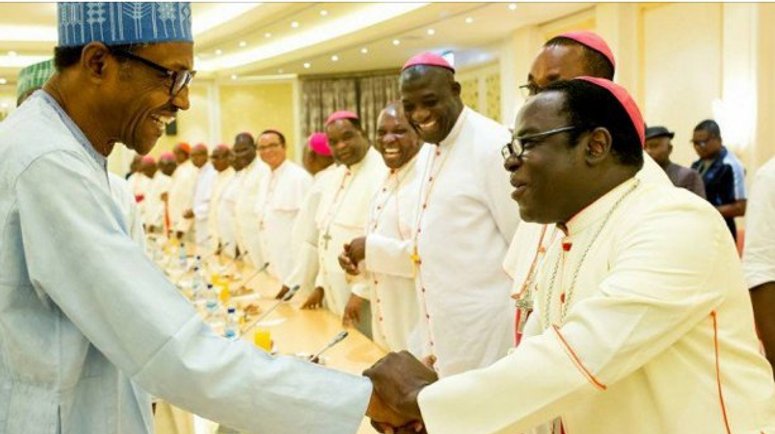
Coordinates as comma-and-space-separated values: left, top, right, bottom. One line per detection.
141, 172, 172, 229
283, 165, 338, 295
315, 147, 387, 316
207, 167, 235, 253
352, 152, 423, 354
192, 162, 216, 247
234, 158, 269, 266
402, 107, 517, 377
167, 159, 199, 235
0, 91, 371, 434
128, 171, 150, 203
213, 168, 240, 257
504, 152, 672, 344
743, 156, 775, 292
418, 177, 775, 434
254, 160, 312, 282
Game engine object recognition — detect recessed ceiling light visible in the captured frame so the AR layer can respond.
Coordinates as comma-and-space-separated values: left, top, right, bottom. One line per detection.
215, 49, 223, 55
239, 41, 247, 47
278, 68, 284, 74
427, 28, 435, 36
392, 39, 400, 46
0, 78, 7, 85
7, 51, 17, 57
303, 62, 311, 69
508, 3, 518, 10
331, 55, 339, 62
320, 9, 328, 16
360, 47, 369, 54
264, 32, 272, 38
230, 74, 238, 80
465, 17, 474, 24
291, 21, 299, 28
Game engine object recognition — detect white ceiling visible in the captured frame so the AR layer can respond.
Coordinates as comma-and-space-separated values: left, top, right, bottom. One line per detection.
0, 2, 593, 86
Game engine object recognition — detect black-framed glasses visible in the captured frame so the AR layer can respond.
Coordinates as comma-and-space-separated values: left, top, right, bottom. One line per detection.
111, 48, 196, 97
518, 83, 542, 98
501, 125, 578, 160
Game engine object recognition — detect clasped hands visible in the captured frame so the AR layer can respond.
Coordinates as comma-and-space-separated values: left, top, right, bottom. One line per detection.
338, 237, 367, 276
364, 351, 439, 433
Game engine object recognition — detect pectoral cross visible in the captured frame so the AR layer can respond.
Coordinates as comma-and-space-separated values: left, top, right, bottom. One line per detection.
410, 246, 421, 266
322, 231, 332, 250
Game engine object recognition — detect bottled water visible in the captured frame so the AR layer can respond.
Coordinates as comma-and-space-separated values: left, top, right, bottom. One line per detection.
224, 307, 239, 340
191, 266, 204, 300
205, 283, 219, 316
178, 242, 187, 269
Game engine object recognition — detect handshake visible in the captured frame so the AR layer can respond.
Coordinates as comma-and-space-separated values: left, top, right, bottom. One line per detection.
363, 351, 439, 433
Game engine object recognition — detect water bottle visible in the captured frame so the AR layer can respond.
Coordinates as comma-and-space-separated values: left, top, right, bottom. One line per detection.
224, 307, 239, 340
205, 283, 219, 315
193, 255, 202, 271
191, 266, 203, 300
178, 241, 187, 269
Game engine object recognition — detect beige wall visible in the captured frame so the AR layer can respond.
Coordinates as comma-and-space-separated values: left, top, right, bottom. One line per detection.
458, 62, 501, 123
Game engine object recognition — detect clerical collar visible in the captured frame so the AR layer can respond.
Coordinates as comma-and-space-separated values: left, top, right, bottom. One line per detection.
37, 90, 107, 170
560, 177, 640, 236
438, 106, 469, 148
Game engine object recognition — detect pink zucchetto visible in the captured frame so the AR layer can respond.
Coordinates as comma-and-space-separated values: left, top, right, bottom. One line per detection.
557, 31, 616, 70
401, 52, 455, 73
325, 110, 359, 126
307, 132, 331, 157
192, 143, 208, 152
575, 76, 644, 147
140, 155, 155, 165
159, 151, 176, 161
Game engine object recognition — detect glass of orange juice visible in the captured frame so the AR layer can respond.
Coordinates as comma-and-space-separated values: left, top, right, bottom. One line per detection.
253, 328, 272, 351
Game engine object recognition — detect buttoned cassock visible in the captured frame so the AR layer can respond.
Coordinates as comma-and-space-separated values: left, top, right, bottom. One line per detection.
353, 152, 424, 354
743, 157, 775, 291
167, 159, 199, 234
418, 178, 775, 434
314, 147, 387, 316
234, 158, 270, 266
0, 91, 371, 434
191, 162, 216, 246
206, 166, 235, 253
141, 171, 172, 229
375, 107, 517, 377
254, 160, 312, 282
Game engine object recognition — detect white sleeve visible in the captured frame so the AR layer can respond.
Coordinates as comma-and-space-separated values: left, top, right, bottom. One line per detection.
742, 163, 775, 289
364, 234, 415, 278
17, 152, 371, 434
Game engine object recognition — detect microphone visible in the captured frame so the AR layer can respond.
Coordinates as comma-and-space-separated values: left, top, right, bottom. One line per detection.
234, 261, 270, 288
309, 330, 349, 363
242, 284, 300, 335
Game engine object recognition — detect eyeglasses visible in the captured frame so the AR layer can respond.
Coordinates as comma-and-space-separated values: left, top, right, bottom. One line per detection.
111, 48, 196, 97
501, 125, 578, 160
518, 83, 542, 98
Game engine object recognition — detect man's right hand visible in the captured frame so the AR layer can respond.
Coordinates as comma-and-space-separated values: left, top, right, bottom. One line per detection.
301, 287, 324, 309
274, 285, 290, 300
364, 351, 439, 422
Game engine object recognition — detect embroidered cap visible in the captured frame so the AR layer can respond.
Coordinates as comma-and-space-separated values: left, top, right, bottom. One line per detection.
57, 2, 193, 47
556, 31, 615, 70
308, 132, 332, 157
325, 110, 359, 126
16, 59, 55, 100
402, 52, 455, 73
575, 77, 645, 147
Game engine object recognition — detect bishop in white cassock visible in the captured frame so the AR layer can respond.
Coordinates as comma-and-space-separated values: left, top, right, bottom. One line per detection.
143, 152, 175, 233
254, 129, 312, 282
206, 145, 236, 254
231, 132, 270, 266
302, 111, 387, 337
397, 53, 517, 377
340, 103, 424, 355
188, 144, 216, 247
167, 143, 199, 238
278, 132, 336, 299
377, 78, 775, 434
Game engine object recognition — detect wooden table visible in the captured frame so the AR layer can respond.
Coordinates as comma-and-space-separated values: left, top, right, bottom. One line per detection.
153, 249, 384, 434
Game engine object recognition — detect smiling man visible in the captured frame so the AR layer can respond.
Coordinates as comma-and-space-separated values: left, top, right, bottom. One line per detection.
0, 3, 381, 433
366, 78, 775, 434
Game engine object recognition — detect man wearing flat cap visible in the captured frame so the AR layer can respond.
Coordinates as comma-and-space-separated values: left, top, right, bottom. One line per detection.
0, 3, 392, 433
645, 125, 705, 198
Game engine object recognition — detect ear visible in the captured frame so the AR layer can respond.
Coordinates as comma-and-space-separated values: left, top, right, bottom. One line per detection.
451, 80, 461, 96
583, 127, 613, 166
80, 41, 112, 84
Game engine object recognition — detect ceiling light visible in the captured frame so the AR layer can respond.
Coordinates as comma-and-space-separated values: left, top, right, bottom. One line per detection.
508, 3, 518, 10
392, 39, 400, 46
8, 51, 17, 57
360, 47, 369, 54
427, 28, 435, 36
0, 78, 6, 85
230, 74, 238, 80
239, 41, 247, 47
303, 62, 311, 69
331, 55, 339, 62
291, 21, 299, 28
465, 17, 474, 24
264, 32, 272, 38
215, 49, 223, 55
320, 10, 328, 16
